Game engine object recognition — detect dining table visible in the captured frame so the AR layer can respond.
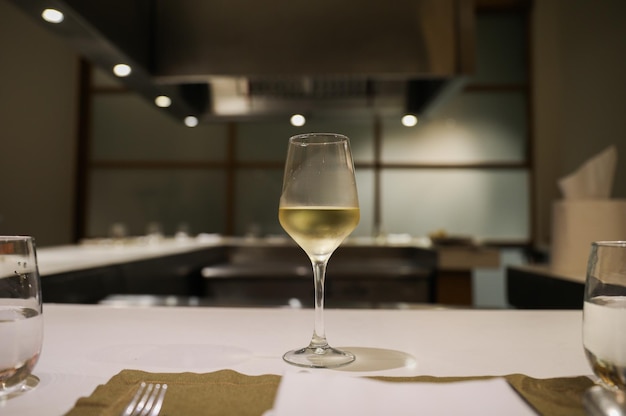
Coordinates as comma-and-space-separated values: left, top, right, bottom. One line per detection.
3, 303, 593, 415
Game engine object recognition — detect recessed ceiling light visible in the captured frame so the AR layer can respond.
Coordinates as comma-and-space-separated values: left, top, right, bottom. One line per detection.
401, 114, 418, 127
154, 95, 172, 108
112, 64, 132, 77
290, 114, 306, 127
184, 116, 199, 127
41, 8, 64, 23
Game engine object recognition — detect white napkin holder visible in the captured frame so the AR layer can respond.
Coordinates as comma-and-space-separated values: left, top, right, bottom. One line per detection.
550, 199, 626, 278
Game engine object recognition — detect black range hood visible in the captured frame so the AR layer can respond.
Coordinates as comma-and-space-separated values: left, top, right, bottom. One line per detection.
10, 0, 475, 123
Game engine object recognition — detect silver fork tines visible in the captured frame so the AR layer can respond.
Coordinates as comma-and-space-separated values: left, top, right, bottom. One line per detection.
122, 382, 168, 416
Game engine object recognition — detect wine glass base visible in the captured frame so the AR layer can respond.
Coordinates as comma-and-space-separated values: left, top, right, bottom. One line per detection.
0, 374, 40, 401
283, 345, 355, 368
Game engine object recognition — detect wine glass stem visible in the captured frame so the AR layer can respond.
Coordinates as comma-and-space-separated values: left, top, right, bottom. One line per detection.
310, 259, 329, 348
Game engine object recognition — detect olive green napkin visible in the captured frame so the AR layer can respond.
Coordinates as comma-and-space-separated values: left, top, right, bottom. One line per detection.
65, 370, 280, 416
374, 374, 594, 416
65, 370, 593, 416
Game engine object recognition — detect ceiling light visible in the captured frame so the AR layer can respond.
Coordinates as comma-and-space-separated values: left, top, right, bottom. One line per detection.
41, 8, 64, 23
184, 116, 199, 127
290, 114, 306, 127
112, 64, 132, 77
154, 96, 172, 108
401, 114, 418, 127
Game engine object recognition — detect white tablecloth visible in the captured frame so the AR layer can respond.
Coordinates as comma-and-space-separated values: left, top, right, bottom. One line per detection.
2, 304, 590, 415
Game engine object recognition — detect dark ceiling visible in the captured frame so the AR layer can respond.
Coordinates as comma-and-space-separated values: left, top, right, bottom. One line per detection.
9, 0, 475, 123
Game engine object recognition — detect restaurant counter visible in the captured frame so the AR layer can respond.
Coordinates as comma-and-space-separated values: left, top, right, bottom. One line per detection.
507, 264, 585, 309
3, 304, 590, 415
36, 236, 500, 307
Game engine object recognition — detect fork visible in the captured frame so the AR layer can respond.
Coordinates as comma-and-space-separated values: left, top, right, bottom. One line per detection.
121, 382, 168, 416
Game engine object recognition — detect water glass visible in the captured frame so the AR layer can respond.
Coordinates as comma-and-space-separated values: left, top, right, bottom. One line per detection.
583, 241, 626, 406
0, 236, 43, 399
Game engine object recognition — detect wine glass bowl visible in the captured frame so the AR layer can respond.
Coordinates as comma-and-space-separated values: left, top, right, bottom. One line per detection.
583, 241, 626, 400
279, 133, 359, 368
0, 236, 43, 399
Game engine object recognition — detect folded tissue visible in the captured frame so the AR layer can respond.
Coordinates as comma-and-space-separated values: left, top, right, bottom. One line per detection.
557, 145, 617, 199
551, 145, 626, 278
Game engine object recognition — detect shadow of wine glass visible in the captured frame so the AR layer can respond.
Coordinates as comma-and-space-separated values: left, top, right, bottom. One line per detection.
336, 347, 417, 372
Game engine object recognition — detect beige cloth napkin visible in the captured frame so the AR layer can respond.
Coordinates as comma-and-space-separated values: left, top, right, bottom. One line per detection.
64, 370, 593, 416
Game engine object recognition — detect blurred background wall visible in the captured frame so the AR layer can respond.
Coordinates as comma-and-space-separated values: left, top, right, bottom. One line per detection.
0, 0, 78, 246
532, 0, 626, 246
0, 0, 625, 248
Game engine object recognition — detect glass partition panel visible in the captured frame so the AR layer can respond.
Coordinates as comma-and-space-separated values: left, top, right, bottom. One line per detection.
380, 169, 529, 240
87, 169, 226, 237
236, 118, 375, 163
234, 168, 284, 236
352, 169, 375, 237
236, 122, 294, 163
92, 95, 228, 161
382, 91, 527, 164
303, 118, 375, 163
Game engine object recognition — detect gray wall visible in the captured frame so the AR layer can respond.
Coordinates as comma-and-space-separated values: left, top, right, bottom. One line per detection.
532, 0, 626, 246
0, 0, 78, 246
1, 0, 625, 247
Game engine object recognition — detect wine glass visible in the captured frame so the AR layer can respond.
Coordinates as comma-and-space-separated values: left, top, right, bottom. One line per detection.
0, 236, 43, 400
279, 133, 360, 368
583, 241, 626, 408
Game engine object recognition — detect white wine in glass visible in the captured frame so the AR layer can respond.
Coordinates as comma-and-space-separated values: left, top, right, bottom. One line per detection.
279, 133, 360, 368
